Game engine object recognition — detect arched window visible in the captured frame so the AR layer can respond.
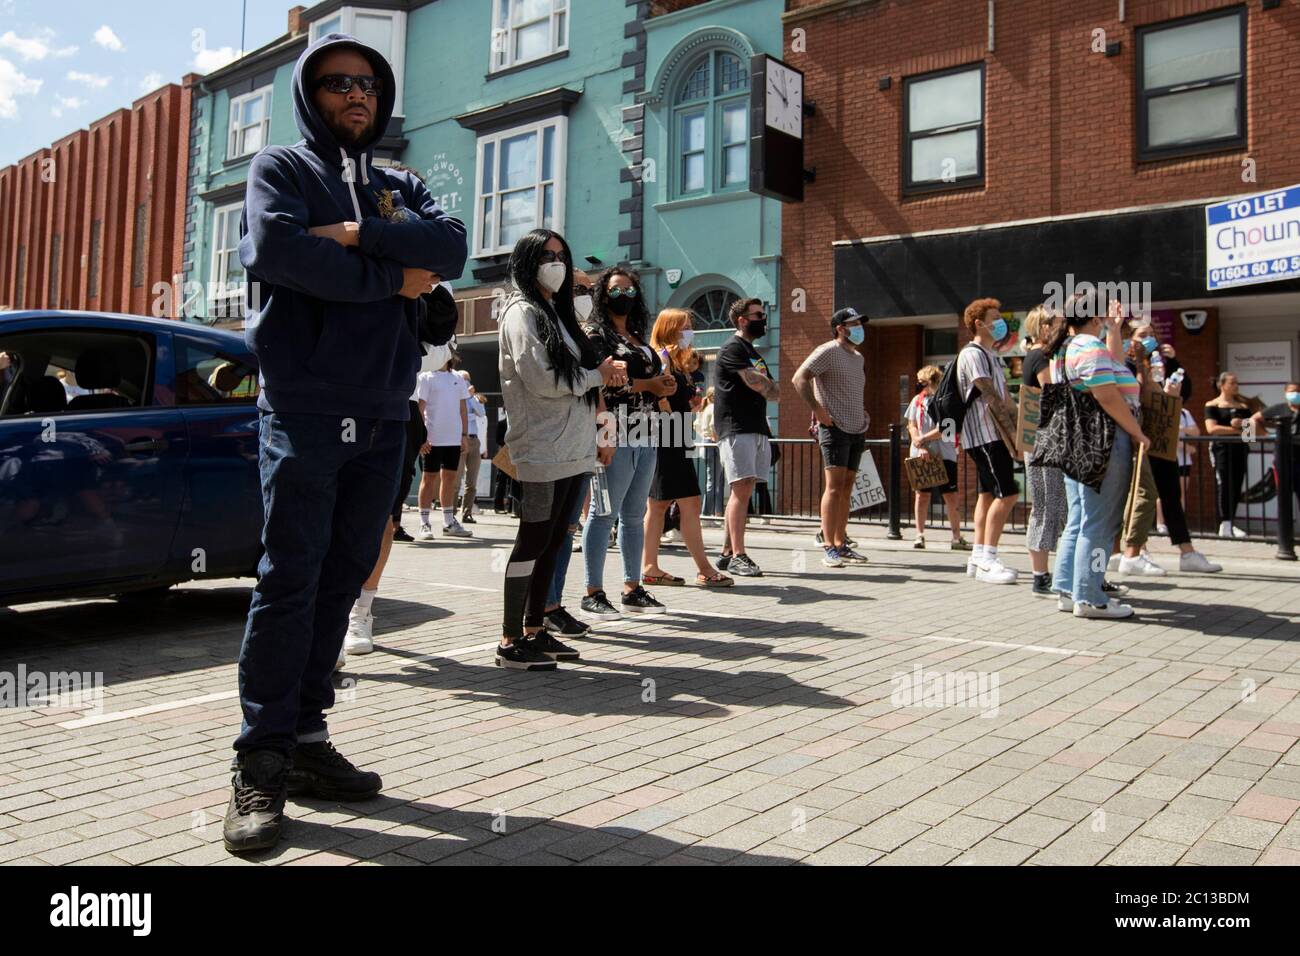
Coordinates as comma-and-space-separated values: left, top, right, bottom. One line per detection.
672, 51, 749, 199
689, 288, 740, 331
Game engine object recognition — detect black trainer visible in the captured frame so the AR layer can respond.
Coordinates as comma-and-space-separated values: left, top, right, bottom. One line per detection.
729, 553, 763, 577
1031, 572, 1054, 597
580, 590, 622, 620
621, 585, 666, 614
392, 525, 415, 542
223, 749, 288, 854
544, 605, 591, 637
532, 630, 581, 661
461, 513, 476, 524
1101, 579, 1131, 597
495, 637, 558, 671
716, 553, 733, 571
286, 741, 382, 801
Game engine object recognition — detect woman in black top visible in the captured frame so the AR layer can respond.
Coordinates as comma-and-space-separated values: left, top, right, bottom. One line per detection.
642, 308, 734, 588
1020, 306, 1067, 596
578, 267, 679, 618
1204, 372, 1263, 538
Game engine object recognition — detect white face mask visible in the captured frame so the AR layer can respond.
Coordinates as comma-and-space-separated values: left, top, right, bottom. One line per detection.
537, 261, 567, 294
678, 328, 694, 348
573, 294, 594, 321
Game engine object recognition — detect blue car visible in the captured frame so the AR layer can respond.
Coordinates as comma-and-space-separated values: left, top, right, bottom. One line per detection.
0, 311, 263, 607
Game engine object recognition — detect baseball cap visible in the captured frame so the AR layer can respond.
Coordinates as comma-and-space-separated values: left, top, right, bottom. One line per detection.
831, 307, 867, 330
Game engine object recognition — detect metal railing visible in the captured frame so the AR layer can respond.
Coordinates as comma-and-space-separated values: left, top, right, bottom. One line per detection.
693, 418, 1298, 560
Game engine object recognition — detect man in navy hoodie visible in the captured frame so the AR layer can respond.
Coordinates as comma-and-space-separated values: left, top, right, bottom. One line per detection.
224, 33, 467, 854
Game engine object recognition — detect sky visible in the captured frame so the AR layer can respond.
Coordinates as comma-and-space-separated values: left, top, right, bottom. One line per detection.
0, 0, 292, 166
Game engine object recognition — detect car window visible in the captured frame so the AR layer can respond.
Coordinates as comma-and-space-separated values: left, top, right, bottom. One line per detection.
174, 337, 259, 406
0, 329, 153, 418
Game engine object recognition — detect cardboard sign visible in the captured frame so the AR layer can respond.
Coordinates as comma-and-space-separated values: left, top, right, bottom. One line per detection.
905, 451, 950, 490
850, 450, 887, 512
1016, 385, 1042, 455
1140, 389, 1183, 462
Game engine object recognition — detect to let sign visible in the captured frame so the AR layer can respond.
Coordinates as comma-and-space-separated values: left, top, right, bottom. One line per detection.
1205, 185, 1300, 291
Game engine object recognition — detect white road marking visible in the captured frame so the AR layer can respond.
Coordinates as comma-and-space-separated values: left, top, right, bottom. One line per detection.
59, 690, 238, 729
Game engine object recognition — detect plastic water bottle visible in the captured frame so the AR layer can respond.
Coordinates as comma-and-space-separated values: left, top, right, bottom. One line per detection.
1150, 350, 1165, 384
589, 466, 612, 517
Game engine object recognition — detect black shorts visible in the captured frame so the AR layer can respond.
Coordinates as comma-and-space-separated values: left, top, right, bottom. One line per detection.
966, 441, 1017, 499
929, 458, 959, 499
1178, 464, 1191, 478
421, 445, 461, 472
818, 424, 866, 471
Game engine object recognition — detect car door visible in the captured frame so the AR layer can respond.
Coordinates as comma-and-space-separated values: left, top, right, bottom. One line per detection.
0, 321, 187, 598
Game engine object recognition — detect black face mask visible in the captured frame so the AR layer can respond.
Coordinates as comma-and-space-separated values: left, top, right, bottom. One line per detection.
606, 295, 634, 317
746, 318, 767, 339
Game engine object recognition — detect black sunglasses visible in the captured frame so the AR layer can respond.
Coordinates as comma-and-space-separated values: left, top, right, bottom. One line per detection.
539, 250, 570, 264
573, 285, 592, 297
314, 73, 384, 96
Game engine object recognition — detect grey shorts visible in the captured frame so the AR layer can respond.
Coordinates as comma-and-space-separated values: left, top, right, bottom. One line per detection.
719, 432, 771, 484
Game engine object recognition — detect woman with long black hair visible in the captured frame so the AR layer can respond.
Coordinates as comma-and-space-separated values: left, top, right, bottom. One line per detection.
496, 229, 625, 670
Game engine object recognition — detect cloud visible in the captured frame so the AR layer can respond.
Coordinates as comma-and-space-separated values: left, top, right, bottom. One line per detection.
67, 70, 111, 89
194, 45, 240, 73
0, 56, 43, 119
93, 25, 124, 52
51, 94, 84, 118
139, 71, 164, 94
0, 29, 78, 61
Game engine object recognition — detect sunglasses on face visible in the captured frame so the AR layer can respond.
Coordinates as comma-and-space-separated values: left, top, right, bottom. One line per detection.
607, 287, 638, 299
314, 74, 383, 96
573, 285, 591, 297
747, 311, 766, 321
539, 250, 570, 264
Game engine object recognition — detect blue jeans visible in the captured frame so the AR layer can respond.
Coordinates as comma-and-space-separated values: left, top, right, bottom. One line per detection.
1054, 430, 1133, 608
236, 411, 404, 756
546, 476, 589, 608
583, 443, 656, 590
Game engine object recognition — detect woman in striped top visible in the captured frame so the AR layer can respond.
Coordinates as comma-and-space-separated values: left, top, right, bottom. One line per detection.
1043, 294, 1150, 620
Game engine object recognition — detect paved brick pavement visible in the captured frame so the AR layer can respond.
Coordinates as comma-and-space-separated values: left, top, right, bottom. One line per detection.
1, 516, 1298, 866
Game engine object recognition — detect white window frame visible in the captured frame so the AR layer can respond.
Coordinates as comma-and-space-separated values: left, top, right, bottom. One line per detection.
209, 202, 245, 313
490, 0, 569, 74
473, 116, 568, 258
228, 87, 272, 161
310, 7, 407, 116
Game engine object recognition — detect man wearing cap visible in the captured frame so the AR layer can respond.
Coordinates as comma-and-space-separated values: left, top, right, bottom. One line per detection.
225, 30, 467, 854
792, 308, 871, 567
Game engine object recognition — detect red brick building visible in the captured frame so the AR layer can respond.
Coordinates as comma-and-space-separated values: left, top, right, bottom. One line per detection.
0, 79, 197, 317
779, 0, 1300, 532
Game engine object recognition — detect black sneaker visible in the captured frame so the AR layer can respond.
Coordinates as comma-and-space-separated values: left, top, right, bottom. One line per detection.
287, 740, 382, 801
495, 638, 558, 671
621, 585, 666, 614
580, 590, 622, 620
716, 553, 733, 571
461, 513, 476, 524
1031, 572, 1054, 597
392, 525, 415, 542
1101, 579, 1131, 597
729, 553, 763, 577
532, 630, 581, 661
544, 605, 591, 637
223, 749, 288, 854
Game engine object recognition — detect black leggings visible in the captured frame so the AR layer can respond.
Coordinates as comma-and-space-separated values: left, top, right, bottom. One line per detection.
1212, 445, 1248, 523
503, 473, 588, 639
392, 402, 424, 522
1150, 455, 1190, 546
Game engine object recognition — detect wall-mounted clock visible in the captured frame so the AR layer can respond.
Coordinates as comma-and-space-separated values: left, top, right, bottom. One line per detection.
749, 53, 805, 203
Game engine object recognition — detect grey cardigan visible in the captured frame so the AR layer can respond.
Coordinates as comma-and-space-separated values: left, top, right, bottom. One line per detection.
497, 291, 603, 483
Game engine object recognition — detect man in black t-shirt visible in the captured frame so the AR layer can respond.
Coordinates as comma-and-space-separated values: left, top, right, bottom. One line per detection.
713, 297, 776, 577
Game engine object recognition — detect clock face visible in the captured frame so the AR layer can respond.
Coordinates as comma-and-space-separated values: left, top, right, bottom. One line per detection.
765, 59, 802, 139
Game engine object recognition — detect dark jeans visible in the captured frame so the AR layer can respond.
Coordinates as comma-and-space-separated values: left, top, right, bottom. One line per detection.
235, 412, 404, 756
1150, 454, 1190, 546
504, 473, 587, 638
392, 401, 424, 523
1211, 443, 1248, 523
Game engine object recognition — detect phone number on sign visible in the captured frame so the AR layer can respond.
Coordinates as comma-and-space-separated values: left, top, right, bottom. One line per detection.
1210, 255, 1300, 283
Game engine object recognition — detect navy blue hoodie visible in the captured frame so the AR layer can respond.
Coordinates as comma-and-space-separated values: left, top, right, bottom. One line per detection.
240, 33, 468, 421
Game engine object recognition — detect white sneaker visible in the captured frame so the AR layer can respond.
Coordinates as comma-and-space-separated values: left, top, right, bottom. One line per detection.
1057, 593, 1074, 613
443, 518, 473, 538
334, 645, 347, 672
976, 558, 1018, 585
1118, 553, 1166, 576
967, 557, 981, 578
662, 529, 681, 544
1218, 521, 1247, 539
1179, 551, 1222, 573
1106, 553, 1121, 572
344, 611, 374, 654
1231, 525, 1248, 539
419, 523, 434, 541
1155, 524, 1168, 536
1073, 600, 1134, 620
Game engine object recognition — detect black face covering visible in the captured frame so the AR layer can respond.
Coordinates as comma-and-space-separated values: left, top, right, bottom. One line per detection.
607, 295, 634, 317
746, 318, 767, 339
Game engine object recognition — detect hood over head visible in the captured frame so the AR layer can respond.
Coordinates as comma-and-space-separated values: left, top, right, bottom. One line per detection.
292, 32, 396, 160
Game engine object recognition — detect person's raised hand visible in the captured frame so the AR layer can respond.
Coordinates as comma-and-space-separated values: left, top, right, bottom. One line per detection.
599, 357, 627, 387
309, 222, 360, 247
400, 268, 438, 299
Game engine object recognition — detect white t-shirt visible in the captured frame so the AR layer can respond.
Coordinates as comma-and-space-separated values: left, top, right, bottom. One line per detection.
905, 392, 958, 462
416, 370, 471, 447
